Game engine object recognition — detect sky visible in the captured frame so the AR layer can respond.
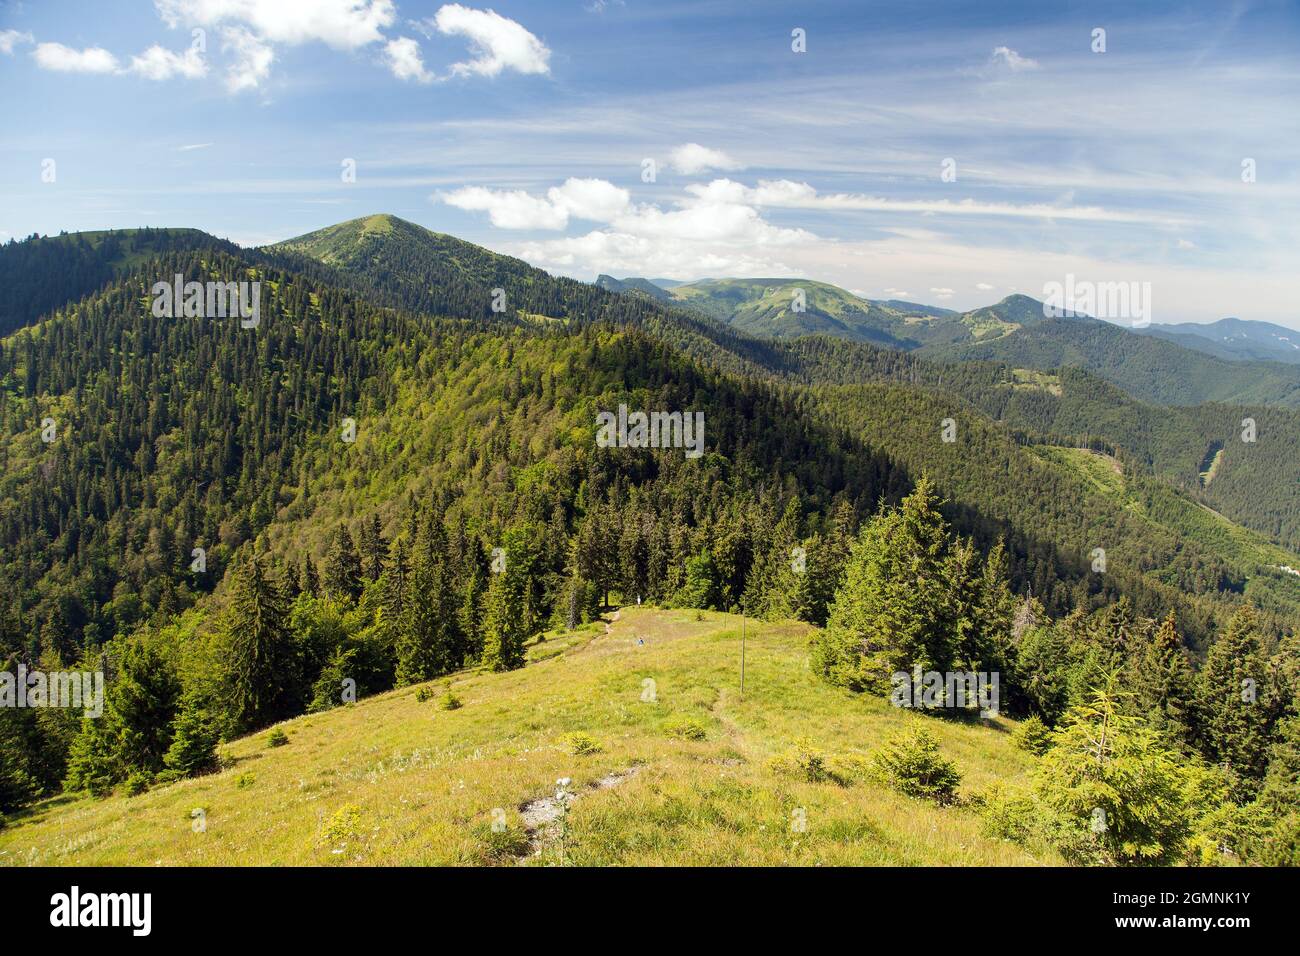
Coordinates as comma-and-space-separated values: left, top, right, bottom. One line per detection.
1, 0, 1298, 327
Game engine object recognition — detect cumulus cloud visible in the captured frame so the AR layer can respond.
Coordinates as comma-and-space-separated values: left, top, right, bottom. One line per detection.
156, 0, 395, 49
669, 143, 743, 175
33, 42, 119, 73
0, 30, 34, 55
442, 174, 816, 279
385, 36, 432, 82
221, 26, 273, 92
990, 46, 1038, 71
441, 186, 569, 229
976, 282, 995, 291
128, 44, 207, 80
431, 4, 550, 78
929, 287, 955, 299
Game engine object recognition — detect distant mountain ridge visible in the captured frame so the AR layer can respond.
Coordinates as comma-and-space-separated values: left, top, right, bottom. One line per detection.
1138, 317, 1300, 365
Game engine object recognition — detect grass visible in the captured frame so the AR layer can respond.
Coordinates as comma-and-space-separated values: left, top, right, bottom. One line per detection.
0, 608, 1054, 866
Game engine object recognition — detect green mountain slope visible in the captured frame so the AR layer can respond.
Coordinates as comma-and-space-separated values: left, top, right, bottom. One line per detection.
0, 227, 239, 337
1140, 317, 1300, 365
922, 315, 1300, 408
0, 607, 1051, 866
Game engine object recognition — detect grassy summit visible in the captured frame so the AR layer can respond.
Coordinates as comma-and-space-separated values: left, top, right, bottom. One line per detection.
0, 607, 1050, 866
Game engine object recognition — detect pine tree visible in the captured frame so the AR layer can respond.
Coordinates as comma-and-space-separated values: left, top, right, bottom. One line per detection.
360, 513, 386, 582
63, 715, 119, 797
111, 638, 181, 774
814, 478, 955, 693
161, 695, 219, 778
224, 556, 295, 731
481, 565, 526, 672
1035, 684, 1194, 865
1198, 605, 1273, 795
323, 527, 363, 602
1128, 611, 1196, 749
302, 556, 320, 597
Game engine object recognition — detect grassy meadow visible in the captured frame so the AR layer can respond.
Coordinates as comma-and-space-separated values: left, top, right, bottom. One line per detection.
0, 607, 1053, 866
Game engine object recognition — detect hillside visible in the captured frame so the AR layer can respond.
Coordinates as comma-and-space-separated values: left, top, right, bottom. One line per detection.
1140, 317, 1300, 365
0, 607, 1049, 866
923, 316, 1300, 408
668, 277, 917, 348
0, 227, 240, 337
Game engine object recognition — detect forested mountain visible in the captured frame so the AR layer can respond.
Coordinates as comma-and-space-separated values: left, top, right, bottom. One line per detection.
3, 216, 1298, 859
1138, 317, 1300, 365
920, 314, 1300, 408
0, 227, 241, 338
594, 275, 674, 302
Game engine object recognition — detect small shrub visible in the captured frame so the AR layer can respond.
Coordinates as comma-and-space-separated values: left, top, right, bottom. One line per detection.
1013, 715, 1053, 755
561, 731, 602, 756
123, 771, 152, 797
768, 738, 832, 783
440, 685, 463, 711
662, 714, 708, 741
824, 751, 873, 785
236, 773, 256, 790
267, 728, 289, 748
872, 727, 961, 804
977, 783, 1038, 842
414, 686, 434, 703
322, 804, 364, 847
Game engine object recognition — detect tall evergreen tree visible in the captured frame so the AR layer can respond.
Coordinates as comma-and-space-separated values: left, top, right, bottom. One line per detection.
1198, 605, 1273, 794
323, 527, 363, 602
224, 556, 295, 731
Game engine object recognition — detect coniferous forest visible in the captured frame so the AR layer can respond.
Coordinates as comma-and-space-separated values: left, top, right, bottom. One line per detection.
0, 218, 1297, 871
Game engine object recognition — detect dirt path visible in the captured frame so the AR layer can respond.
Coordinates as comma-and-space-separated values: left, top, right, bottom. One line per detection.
517, 765, 640, 862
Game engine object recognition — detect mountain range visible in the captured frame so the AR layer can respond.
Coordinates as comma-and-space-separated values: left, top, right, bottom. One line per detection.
2, 213, 1298, 662
596, 274, 1300, 408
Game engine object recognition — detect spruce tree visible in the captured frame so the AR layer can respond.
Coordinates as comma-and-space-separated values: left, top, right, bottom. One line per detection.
323, 527, 363, 602
224, 556, 295, 731
161, 695, 219, 777
1198, 605, 1273, 794
815, 478, 954, 693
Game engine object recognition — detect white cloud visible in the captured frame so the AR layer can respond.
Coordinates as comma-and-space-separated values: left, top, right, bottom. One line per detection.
178, 142, 214, 151
1176, 238, 1195, 249
990, 46, 1038, 71
697, 177, 1181, 225
156, 0, 395, 49
441, 186, 569, 229
975, 282, 994, 291
33, 42, 119, 73
546, 178, 630, 222
431, 4, 550, 78
669, 143, 743, 175
385, 36, 432, 83
0, 30, 34, 55
128, 45, 207, 80
221, 26, 273, 92
929, 287, 955, 299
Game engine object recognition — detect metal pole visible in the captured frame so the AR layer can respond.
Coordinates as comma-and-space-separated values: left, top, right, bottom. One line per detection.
740, 612, 746, 698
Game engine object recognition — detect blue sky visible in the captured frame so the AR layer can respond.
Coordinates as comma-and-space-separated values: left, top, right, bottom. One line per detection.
1, 0, 1298, 326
